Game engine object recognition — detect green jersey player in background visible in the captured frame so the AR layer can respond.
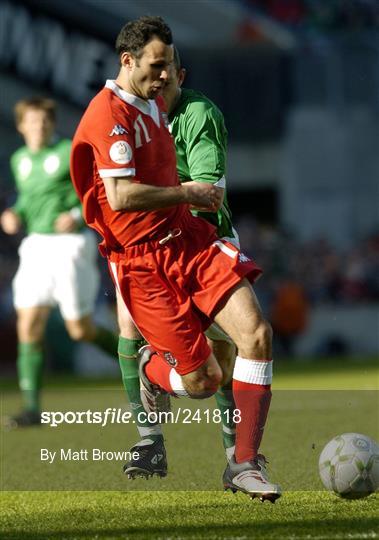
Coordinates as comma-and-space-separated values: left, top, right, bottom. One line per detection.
118, 48, 240, 477
1, 97, 118, 428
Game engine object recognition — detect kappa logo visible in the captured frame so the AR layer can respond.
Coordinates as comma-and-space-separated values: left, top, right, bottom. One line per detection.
238, 252, 250, 263
163, 351, 177, 367
109, 124, 128, 136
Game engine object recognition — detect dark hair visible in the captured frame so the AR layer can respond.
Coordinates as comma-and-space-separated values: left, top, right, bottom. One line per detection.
116, 16, 172, 59
14, 97, 56, 126
173, 46, 181, 71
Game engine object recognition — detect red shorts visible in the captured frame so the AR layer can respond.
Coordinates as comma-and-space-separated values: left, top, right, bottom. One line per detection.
109, 216, 261, 375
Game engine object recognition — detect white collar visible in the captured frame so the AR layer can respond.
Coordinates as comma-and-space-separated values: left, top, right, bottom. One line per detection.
105, 80, 160, 126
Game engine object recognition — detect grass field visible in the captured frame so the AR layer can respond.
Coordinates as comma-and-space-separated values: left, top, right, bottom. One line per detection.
1, 357, 378, 539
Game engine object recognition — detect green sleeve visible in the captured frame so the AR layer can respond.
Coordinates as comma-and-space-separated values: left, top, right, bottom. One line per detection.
184, 101, 227, 184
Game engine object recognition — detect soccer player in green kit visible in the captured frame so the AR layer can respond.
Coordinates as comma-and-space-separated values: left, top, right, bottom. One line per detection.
118, 48, 241, 476
1, 97, 118, 428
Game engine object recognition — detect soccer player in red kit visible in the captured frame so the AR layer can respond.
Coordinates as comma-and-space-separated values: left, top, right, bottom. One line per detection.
70, 16, 281, 501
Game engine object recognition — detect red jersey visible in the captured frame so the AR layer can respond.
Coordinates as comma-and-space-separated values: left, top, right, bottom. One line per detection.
70, 80, 188, 250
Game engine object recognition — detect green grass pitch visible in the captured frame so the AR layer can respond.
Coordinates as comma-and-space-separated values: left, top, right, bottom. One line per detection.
1, 357, 378, 539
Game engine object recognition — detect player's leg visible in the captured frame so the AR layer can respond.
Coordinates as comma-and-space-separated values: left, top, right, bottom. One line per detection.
214, 279, 272, 461
208, 229, 244, 459
142, 347, 222, 399
9, 235, 53, 427
213, 278, 280, 500
11, 305, 51, 425
118, 312, 168, 478
63, 314, 118, 356
126, 337, 222, 480
206, 334, 237, 461
116, 289, 165, 442
56, 232, 118, 357
209, 337, 235, 387
122, 335, 222, 479
116, 296, 231, 477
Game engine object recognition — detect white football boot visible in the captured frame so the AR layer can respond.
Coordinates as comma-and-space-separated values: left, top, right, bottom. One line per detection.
223, 454, 282, 503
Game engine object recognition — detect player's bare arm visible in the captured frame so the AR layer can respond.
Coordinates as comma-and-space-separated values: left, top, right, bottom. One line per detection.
1, 208, 22, 235
102, 176, 222, 212
184, 180, 224, 212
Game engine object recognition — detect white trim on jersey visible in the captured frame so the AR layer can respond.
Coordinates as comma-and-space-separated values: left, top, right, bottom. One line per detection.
98, 167, 136, 178
214, 176, 226, 188
149, 101, 161, 127
105, 80, 160, 126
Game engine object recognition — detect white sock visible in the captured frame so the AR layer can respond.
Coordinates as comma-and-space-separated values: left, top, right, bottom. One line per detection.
233, 356, 273, 385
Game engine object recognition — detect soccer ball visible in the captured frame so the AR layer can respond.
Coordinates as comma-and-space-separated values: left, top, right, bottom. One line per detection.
319, 433, 379, 499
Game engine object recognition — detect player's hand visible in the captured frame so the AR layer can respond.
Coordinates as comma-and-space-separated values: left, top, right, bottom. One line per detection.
54, 212, 78, 233
182, 181, 224, 212
0, 209, 22, 235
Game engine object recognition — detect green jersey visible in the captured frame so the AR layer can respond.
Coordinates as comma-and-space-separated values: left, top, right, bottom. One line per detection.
169, 88, 234, 238
10, 139, 81, 234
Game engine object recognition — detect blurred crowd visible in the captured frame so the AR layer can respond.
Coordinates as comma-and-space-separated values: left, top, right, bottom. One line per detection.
236, 214, 379, 307
243, 0, 379, 30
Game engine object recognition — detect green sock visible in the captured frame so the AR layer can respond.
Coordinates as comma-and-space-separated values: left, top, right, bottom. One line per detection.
214, 382, 236, 459
92, 326, 119, 358
118, 336, 162, 441
17, 342, 44, 412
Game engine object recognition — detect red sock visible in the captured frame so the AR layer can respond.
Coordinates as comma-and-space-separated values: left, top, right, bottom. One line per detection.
144, 353, 174, 394
233, 380, 272, 463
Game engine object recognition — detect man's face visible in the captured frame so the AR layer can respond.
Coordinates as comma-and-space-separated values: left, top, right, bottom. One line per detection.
162, 63, 186, 113
17, 108, 54, 150
128, 38, 174, 100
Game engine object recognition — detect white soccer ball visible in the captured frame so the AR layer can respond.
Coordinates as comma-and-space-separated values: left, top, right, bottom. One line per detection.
319, 433, 379, 499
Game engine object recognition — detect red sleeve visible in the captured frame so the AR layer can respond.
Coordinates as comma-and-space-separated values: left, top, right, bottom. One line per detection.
89, 96, 136, 179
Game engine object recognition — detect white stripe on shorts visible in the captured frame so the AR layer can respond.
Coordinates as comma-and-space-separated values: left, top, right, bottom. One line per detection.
212, 240, 238, 259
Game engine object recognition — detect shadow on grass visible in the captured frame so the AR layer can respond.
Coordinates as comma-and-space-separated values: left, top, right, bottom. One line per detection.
2, 515, 379, 540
